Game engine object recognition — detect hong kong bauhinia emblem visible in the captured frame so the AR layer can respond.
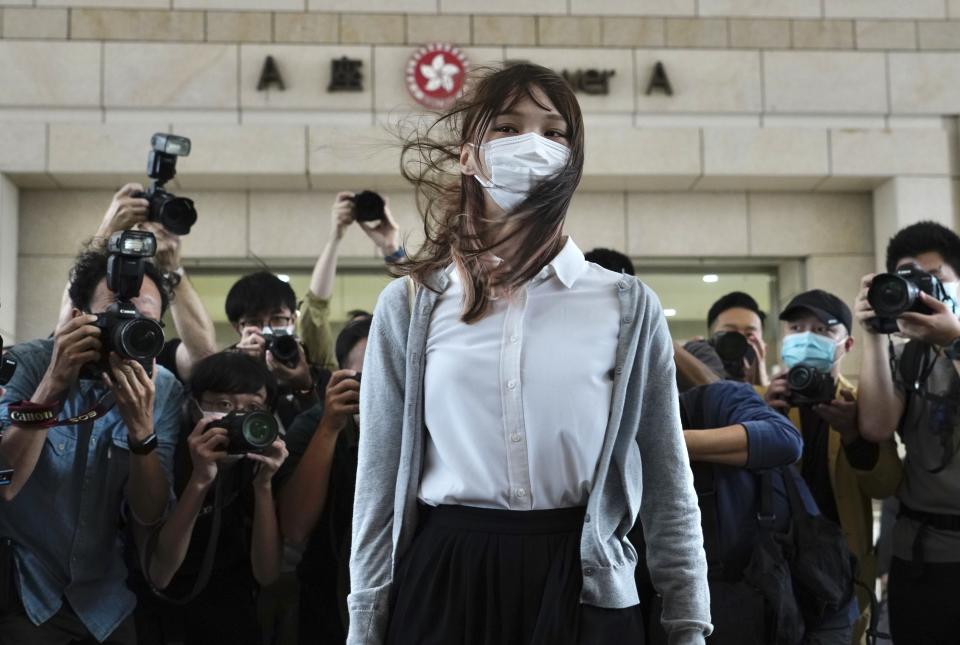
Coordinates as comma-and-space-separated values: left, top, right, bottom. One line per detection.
406, 43, 469, 110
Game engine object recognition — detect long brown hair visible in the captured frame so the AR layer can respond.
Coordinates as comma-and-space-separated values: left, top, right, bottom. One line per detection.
393, 63, 585, 324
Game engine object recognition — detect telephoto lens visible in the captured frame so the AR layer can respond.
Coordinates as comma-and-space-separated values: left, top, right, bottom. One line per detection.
205, 410, 280, 455
352, 190, 386, 223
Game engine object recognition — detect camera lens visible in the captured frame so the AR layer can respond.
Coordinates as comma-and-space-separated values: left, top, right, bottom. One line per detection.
241, 411, 279, 451
868, 274, 917, 317
158, 196, 197, 236
271, 334, 300, 367
787, 365, 816, 392
116, 318, 165, 361
713, 332, 749, 362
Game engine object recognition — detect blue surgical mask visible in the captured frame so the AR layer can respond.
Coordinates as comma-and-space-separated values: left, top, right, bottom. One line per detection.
780, 332, 840, 373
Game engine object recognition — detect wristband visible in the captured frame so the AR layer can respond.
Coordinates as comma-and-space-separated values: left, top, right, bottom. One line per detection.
384, 247, 406, 264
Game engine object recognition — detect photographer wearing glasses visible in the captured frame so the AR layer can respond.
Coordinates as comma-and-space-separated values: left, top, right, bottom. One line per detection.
128, 351, 287, 645
854, 221, 960, 644
0, 242, 183, 644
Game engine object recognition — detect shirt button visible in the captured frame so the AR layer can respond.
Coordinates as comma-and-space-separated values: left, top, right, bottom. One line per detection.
507, 380, 518, 390
583, 567, 595, 577
510, 433, 522, 443
58, 443, 66, 451
623, 316, 633, 324
510, 334, 519, 343
584, 513, 591, 523
515, 487, 527, 498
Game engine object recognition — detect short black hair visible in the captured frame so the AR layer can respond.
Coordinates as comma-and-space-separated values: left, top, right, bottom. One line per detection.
584, 248, 635, 276
885, 221, 960, 274
707, 291, 766, 330
189, 351, 278, 405
225, 271, 297, 324
67, 251, 171, 316
346, 309, 372, 321
335, 317, 372, 368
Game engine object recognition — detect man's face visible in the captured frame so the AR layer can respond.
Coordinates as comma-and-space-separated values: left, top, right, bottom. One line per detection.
781, 313, 853, 374
895, 251, 959, 284
712, 307, 763, 344
234, 306, 295, 337
85, 276, 163, 320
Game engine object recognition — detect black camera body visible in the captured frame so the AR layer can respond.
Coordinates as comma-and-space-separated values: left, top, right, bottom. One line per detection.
262, 328, 300, 369
0, 334, 16, 387
867, 265, 951, 334
135, 133, 197, 236
92, 303, 165, 375
350, 190, 385, 223
709, 331, 756, 380
84, 231, 165, 378
205, 410, 279, 455
787, 365, 836, 407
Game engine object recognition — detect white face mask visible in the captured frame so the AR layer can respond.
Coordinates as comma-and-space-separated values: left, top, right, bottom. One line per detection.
473, 132, 570, 213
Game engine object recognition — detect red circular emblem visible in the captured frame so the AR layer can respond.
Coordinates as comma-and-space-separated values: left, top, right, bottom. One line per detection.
406, 43, 469, 110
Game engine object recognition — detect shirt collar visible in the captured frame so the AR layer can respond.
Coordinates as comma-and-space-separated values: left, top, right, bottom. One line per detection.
442, 236, 587, 290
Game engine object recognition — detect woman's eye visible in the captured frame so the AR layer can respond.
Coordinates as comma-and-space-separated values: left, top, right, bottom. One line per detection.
493, 125, 517, 133
546, 130, 567, 138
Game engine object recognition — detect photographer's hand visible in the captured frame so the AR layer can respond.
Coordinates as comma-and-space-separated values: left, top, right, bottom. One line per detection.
103, 354, 155, 441
359, 199, 401, 256
186, 416, 228, 490
853, 273, 879, 335
814, 389, 859, 443
266, 343, 313, 391
897, 292, 960, 346
142, 222, 182, 274
40, 313, 102, 398
319, 370, 360, 436
237, 327, 267, 360
96, 183, 149, 242
331, 191, 356, 242
763, 373, 791, 413
247, 438, 288, 491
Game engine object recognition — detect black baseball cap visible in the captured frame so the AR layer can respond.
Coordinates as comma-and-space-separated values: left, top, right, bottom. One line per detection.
779, 289, 852, 334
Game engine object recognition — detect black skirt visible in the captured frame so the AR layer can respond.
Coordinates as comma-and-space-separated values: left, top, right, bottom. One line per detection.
386, 504, 645, 645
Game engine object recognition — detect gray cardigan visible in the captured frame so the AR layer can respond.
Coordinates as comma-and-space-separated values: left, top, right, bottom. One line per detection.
347, 271, 712, 644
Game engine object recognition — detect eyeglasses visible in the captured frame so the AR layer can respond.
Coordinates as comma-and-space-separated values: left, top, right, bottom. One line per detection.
199, 399, 265, 414
238, 315, 293, 329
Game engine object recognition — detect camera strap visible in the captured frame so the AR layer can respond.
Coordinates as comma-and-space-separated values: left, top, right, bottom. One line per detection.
8, 392, 116, 430
144, 474, 224, 605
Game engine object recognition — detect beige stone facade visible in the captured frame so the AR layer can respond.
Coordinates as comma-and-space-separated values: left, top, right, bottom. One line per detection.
1, 1, 959, 379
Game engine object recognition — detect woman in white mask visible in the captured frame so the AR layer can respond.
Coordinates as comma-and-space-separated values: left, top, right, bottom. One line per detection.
348, 64, 710, 645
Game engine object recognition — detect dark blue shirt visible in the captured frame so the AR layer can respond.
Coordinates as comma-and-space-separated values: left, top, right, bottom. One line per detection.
0, 339, 183, 641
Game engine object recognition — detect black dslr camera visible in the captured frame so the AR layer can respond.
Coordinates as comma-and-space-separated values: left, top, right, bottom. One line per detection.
87, 231, 165, 377
0, 334, 15, 387
262, 328, 300, 369
709, 331, 756, 380
350, 190, 386, 223
134, 133, 197, 236
786, 365, 836, 407
205, 410, 279, 455
867, 265, 953, 334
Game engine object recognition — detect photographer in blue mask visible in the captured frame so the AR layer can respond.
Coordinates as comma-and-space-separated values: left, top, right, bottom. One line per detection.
763, 290, 902, 644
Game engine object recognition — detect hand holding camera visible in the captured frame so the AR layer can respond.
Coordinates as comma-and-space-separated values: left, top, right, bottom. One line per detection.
102, 353, 156, 442
859, 266, 960, 342
96, 184, 150, 241
318, 369, 361, 436
329, 190, 401, 256
43, 313, 103, 394
811, 389, 859, 442
896, 291, 960, 346
264, 338, 312, 391
246, 438, 288, 491
186, 415, 230, 490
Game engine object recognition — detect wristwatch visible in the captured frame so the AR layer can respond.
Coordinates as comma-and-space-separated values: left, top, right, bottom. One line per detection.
944, 337, 960, 361
128, 432, 158, 455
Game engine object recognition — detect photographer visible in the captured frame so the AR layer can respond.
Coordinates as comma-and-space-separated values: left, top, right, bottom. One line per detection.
634, 378, 858, 644
764, 290, 902, 643
273, 317, 369, 645
854, 221, 960, 643
686, 291, 770, 387
226, 272, 322, 429
299, 191, 401, 375
128, 351, 287, 645
57, 183, 218, 381
0, 249, 183, 644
